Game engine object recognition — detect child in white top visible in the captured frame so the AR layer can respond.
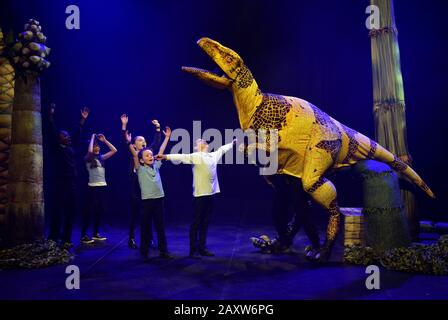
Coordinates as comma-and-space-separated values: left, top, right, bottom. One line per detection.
158, 138, 236, 257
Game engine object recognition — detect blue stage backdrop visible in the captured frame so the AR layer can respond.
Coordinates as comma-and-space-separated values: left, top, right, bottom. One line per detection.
1, 0, 446, 225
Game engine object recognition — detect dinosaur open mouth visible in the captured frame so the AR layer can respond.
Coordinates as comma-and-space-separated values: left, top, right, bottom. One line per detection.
181, 38, 233, 88
181, 66, 229, 79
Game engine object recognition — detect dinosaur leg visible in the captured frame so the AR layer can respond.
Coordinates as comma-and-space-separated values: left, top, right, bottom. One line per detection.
301, 147, 341, 262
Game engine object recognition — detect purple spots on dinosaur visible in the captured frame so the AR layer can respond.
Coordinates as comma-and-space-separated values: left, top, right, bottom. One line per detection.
310, 103, 332, 127
309, 103, 342, 139
251, 94, 292, 133
388, 155, 408, 172
236, 64, 254, 88
342, 125, 360, 163
367, 140, 378, 159
306, 176, 328, 193
327, 199, 341, 241
316, 139, 342, 162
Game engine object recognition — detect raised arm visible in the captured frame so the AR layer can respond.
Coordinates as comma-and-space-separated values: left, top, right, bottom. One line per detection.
71, 106, 90, 146
120, 114, 129, 145
157, 151, 199, 164
212, 139, 237, 161
97, 134, 118, 160
129, 142, 140, 170
157, 126, 171, 156
148, 119, 162, 152
85, 133, 96, 162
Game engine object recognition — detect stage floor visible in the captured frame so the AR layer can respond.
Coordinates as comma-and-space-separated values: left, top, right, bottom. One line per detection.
1, 224, 447, 300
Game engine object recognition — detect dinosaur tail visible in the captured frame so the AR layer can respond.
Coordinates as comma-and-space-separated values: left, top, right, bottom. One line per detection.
368, 140, 435, 199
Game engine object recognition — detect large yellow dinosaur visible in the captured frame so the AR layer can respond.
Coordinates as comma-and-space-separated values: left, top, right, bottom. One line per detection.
182, 37, 435, 261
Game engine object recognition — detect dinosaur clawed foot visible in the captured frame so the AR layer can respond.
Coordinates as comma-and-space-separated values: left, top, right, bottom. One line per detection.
306, 241, 333, 263
250, 235, 291, 254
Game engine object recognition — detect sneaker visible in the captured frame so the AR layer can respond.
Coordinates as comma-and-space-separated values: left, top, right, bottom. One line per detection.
159, 251, 174, 259
92, 233, 107, 241
199, 249, 215, 257
81, 235, 94, 244
61, 241, 74, 249
128, 238, 138, 249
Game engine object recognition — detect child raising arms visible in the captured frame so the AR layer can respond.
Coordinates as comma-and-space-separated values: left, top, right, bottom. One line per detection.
128, 126, 172, 260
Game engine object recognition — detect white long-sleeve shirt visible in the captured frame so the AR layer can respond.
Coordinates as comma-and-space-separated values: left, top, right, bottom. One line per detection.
166, 142, 234, 197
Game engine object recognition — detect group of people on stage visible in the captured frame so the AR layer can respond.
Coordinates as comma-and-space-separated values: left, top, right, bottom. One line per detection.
46, 104, 237, 261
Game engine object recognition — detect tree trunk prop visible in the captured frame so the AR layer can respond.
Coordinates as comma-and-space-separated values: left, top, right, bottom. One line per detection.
353, 160, 411, 251
370, 0, 417, 239
0, 28, 14, 244
5, 19, 50, 246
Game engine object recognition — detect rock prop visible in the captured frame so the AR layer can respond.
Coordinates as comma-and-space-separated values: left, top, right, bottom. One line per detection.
0, 240, 73, 269
344, 235, 448, 275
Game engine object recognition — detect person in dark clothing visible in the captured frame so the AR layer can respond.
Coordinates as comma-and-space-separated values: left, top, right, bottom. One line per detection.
47, 103, 89, 249
120, 114, 161, 249
256, 174, 321, 258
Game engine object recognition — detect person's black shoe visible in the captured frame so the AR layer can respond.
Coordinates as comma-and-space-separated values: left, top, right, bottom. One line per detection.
81, 235, 94, 244
159, 251, 174, 259
149, 240, 157, 249
92, 233, 107, 241
199, 249, 215, 257
189, 250, 201, 259
128, 238, 138, 249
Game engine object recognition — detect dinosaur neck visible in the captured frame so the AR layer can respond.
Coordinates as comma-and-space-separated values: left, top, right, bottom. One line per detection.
231, 80, 262, 130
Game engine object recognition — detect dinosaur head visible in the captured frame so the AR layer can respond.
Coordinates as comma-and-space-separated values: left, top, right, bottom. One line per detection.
183, 37, 262, 130
182, 37, 255, 91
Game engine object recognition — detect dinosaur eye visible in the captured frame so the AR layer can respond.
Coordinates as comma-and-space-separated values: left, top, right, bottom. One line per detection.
225, 55, 233, 63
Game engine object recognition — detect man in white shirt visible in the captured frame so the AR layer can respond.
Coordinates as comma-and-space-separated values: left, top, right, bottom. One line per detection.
158, 138, 236, 257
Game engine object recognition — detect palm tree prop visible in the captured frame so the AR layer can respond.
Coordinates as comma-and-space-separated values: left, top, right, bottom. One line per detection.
6, 19, 50, 245
0, 28, 14, 240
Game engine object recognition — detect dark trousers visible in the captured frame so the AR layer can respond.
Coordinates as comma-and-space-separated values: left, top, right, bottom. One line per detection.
129, 175, 153, 241
271, 175, 320, 248
190, 195, 214, 252
140, 197, 167, 255
49, 178, 77, 243
82, 186, 107, 236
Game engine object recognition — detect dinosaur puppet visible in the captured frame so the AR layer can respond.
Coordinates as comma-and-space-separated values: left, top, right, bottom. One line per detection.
182, 37, 435, 262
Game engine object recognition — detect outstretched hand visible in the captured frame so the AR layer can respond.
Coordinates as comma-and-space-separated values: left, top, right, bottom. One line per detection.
163, 126, 171, 137
155, 154, 167, 161
81, 107, 90, 119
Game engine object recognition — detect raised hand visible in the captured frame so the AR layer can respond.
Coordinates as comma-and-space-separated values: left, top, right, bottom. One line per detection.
97, 134, 106, 142
81, 107, 90, 119
121, 114, 129, 125
125, 130, 132, 144
152, 119, 161, 129
163, 126, 171, 137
